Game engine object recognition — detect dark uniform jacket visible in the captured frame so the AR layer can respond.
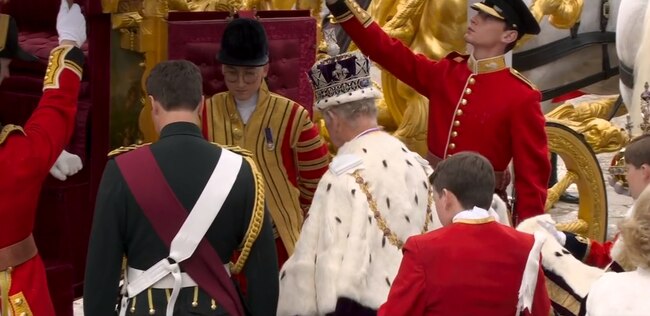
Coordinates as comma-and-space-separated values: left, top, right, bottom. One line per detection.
84, 122, 279, 316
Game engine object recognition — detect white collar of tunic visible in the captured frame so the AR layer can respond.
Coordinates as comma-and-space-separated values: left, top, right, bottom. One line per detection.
452, 206, 496, 224
234, 93, 259, 124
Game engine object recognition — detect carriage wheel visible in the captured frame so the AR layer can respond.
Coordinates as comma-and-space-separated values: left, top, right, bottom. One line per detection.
545, 120, 608, 242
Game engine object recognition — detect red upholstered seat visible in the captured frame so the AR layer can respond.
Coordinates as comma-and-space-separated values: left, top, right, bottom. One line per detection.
12, 31, 90, 80
168, 10, 317, 112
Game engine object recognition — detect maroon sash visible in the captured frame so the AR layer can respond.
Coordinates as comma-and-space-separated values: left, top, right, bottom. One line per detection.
116, 147, 245, 316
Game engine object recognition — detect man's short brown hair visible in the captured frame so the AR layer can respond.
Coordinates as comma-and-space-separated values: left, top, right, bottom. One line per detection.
430, 152, 495, 210
625, 134, 650, 168
145, 60, 203, 111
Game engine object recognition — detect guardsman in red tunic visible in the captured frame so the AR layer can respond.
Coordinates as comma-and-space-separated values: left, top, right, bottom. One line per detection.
326, 0, 551, 223
380, 153, 550, 316
202, 18, 330, 264
0, 2, 86, 315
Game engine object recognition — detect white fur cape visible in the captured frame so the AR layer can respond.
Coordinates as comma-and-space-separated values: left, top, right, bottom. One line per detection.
276, 131, 510, 315
276, 132, 438, 315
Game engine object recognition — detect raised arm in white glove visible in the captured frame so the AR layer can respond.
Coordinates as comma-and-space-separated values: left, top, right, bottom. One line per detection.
49, 150, 83, 181
57, 0, 86, 47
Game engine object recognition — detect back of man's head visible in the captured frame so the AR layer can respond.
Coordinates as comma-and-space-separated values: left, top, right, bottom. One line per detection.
146, 60, 203, 111
430, 152, 495, 210
327, 98, 378, 122
625, 134, 650, 168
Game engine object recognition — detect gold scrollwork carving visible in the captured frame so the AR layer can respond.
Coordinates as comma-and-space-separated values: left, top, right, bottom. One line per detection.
546, 170, 578, 211
556, 218, 589, 236
546, 121, 607, 241
546, 97, 630, 154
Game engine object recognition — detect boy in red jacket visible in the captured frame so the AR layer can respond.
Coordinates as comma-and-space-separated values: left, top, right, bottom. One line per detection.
380, 152, 550, 316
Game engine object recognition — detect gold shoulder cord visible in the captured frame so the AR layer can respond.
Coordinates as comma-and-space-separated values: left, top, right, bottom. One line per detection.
230, 155, 265, 274
352, 169, 432, 249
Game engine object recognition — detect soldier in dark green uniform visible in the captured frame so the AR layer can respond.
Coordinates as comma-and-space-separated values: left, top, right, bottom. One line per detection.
84, 60, 278, 316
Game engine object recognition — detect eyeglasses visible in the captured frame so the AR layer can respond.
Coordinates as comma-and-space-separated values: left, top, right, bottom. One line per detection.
222, 67, 263, 84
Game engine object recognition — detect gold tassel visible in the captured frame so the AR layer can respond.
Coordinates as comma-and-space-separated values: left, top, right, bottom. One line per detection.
147, 288, 155, 315
130, 296, 137, 313
192, 287, 199, 307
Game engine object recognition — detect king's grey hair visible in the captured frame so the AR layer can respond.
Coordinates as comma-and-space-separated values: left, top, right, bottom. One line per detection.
325, 98, 378, 122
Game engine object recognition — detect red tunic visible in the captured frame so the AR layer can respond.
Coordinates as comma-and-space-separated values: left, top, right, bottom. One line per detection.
586, 239, 614, 268
330, 3, 550, 221
0, 45, 82, 315
379, 220, 550, 316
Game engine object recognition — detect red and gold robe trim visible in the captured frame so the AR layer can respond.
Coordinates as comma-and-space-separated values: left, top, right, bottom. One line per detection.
202, 82, 329, 255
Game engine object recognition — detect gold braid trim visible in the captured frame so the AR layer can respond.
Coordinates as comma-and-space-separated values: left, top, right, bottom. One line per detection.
8, 292, 33, 316
230, 155, 265, 274
352, 170, 432, 249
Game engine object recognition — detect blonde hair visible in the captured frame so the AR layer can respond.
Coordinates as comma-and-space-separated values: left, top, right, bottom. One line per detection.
619, 185, 650, 269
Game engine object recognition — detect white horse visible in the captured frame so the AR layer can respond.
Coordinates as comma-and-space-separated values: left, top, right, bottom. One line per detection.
617, 0, 648, 135
513, 0, 621, 111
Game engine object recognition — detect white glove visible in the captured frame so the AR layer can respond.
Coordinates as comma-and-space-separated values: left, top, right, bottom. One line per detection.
56, 0, 86, 47
607, 175, 631, 196
537, 220, 566, 246
49, 150, 83, 181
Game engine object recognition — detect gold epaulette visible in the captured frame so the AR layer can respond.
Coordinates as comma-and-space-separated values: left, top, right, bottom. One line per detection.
510, 68, 538, 90
107, 143, 150, 158
0, 124, 25, 145
212, 143, 253, 158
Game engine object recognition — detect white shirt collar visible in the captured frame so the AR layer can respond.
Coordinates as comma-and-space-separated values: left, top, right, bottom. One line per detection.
452, 206, 496, 223
234, 93, 259, 124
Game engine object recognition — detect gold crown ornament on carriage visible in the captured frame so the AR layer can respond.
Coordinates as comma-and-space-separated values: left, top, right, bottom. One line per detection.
609, 82, 650, 189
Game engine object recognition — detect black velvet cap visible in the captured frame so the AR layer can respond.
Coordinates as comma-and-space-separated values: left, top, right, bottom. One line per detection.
216, 18, 269, 67
471, 0, 541, 35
